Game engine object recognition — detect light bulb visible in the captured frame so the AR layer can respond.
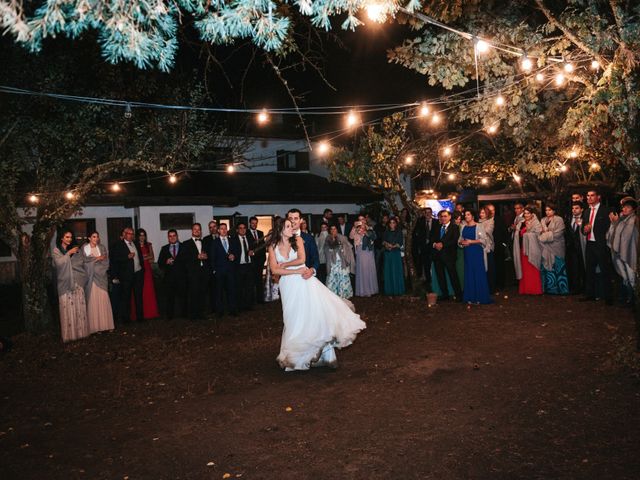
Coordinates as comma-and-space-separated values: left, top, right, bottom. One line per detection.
495, 95, 505, 106
257, 109, 269, 125
124, 103, 132, 119
535, 73, 545, 82
111, 182, 121, 192
405, 155, 414, 165
513, 173, 522, 183
366, 3, 385, 22
487, 124, 498, 134
227, 164, 235, 173
475, 40, 490, 53
346, 110, 360, 129
443, 146, 452, 156
569, 150, 578, 159
317, 141, 330, 155
168, 174, 177, 184
65, 191, 75, 200
419, 103, 430, 117
555, 73, 566, 85
564, 63, 574, 73
521, 57, 533, 72
451, 195, 457, 201
480, 177, 489, 185
447, 173, 456, 181
591, 60, 600, 70
560, 164, 568, 172
28, 194, 38, 204
431, 113, 441, 125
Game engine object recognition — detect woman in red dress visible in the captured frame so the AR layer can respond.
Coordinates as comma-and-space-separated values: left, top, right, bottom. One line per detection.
515, 206, 543, 295
131, 228, 160, 319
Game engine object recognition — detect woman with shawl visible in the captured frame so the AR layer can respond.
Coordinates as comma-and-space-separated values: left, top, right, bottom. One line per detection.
513, 205, 543, 295
324, 224, 355, 298
539, 203, 569, 295
607, 197, 638, 306
83, 231, 114, 333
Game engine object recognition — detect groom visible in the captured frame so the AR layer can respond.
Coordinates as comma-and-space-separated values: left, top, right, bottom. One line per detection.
287, 208, 320, 280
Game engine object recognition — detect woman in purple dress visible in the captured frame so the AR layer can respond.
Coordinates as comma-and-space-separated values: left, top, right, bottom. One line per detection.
350, 218, 378, 297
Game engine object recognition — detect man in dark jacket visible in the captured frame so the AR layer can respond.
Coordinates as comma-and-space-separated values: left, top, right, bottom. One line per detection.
109, 227, 144, 323
209, 223, 240, 317
181, 223, 209, 320
430, 210, 462, 300
157, 229, 187, 319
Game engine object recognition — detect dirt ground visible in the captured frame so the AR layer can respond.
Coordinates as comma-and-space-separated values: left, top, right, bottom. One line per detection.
1, 291, 639, 480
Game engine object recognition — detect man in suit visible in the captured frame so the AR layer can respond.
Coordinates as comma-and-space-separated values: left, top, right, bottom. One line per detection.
337, 214, 353, 239
202, 220, 219, 314
430, 209, 462, 300
565, 201, 586, 295
235, 222, 256, 311
248, 216, 266, 304
157, 229, 187, 319
209, 223, 240, 316
581, 189, 615, 304
287, 208, 319, 279
412, 207, 433, 287
322, 208, 336, 228
181, 223, 209, 320
109, 226, 144, 323
486, 203, 508, 290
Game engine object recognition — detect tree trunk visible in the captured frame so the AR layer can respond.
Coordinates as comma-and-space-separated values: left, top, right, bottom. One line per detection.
18, 228, 54, 333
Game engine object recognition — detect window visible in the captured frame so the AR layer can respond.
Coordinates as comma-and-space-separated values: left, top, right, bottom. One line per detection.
277, 150, 310, 171
159, 213, 195, 231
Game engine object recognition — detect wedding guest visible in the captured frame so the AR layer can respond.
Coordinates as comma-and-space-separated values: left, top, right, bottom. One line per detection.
235, 222, 256, 311
322, 208, 335, 228
565, 201, 586, 294
202, 220, 219, 314
132, 228, 159, 319
607, 197, 637, 305
248, 216, 266, 304
52, 229, 89, 342
453, 211, 465, 287
350, 216, 378, 297
581, 189, 615, 305
459, 210, 491, 304
374, 213, 389, 290
182, 223, 209, 320
263, 223, 280, 302
510, 201, 525, 283
412, 207, 434, 286
324, 225, 354, 298
157, 229, 187, 319
479, 206, 495, 293
430, 210, 462, 297
486, 203, 507, 290
430, 210, 462, 301
514, 205, 543, 295
300, 218, 309, 234
315, 222, 330, 284
337, 214, 352, 238
539, 203, 569, 295
210, 223, 240, 316
382, 217, 405, 296
110, 227, 144, 323
82, 231, 114, 333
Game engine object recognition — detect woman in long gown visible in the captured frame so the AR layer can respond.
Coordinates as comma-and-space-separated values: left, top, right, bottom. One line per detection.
52, 230, 89, 342
268, 218, 366, 371
131, 228, 159, 319
382, 217, 405, 295
478, 207, 495, 293
350, 218, 379, 297
514, 206, 543, 295
324, 225, 355, 298
82, 231, 114, 333
607, 197, 637, 305
459, 210, 492, 304
315, 222, 330, 284
539, 204, 569, 295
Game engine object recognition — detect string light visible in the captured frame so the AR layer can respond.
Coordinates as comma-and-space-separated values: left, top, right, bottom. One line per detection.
346, 110, 360, 129
65, 191, 75, 200
480, 177, 489, 185
535, 73, 545, 82
227, 164, 235, 173
366, 2, 385, 22
559, 164, 568, 172
512, 173, 522, 183
555, 73, 566, 86
591, 60, 600, 70
569, 149, 578, 159
111, 182, 121, 192
168, 174, 178, 184
563, 63, 574, 73
443, 146, 452, 156
495, 95, 505, 106
404, 155, 414, 165
124, 103, 132, 119
317, 141, 330, 155
475, 39, 490, 54
589, 162, 601, 172
487, 123, 498, 134
28, 194, 38, 204
419, 103, 430, 117
447, 173, 456, 181
521, 56, 533, 72
257, 108, 269, 125
451, 195, 457, 201
431, 112, 441, 125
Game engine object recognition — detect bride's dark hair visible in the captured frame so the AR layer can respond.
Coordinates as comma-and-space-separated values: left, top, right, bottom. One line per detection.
267, 217, 298, 251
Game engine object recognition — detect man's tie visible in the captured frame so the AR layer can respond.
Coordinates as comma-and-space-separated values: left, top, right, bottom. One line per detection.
588, 207, 595, 240
171, 244, 176, 258
242, 236, 249, 263
252, 230, 258, 241
223, 237, 228, 253
440, 225, 446, 238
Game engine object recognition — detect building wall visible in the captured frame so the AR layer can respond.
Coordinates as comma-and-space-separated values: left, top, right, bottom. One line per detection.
235, 137, 329, 177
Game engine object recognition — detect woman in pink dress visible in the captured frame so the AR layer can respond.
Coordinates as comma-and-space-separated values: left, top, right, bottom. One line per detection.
131, 228, 160, 319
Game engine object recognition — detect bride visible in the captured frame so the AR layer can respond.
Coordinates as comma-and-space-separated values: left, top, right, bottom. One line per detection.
267, 217, 366, 371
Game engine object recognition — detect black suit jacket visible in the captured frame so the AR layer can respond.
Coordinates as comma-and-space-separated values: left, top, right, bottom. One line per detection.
565, 217, 584, 252
181, 238, 209, 275
157, 242, 187, 284
412, 216, 433, 254
430, 221, 459, 262
110, 239, 144, 282
581, 204, 612, 247
247, 229, 266, 266
209, 236, 241, 273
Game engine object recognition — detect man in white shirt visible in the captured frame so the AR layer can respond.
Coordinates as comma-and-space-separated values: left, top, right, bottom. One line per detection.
110, 227, 144, 323
182, 223, 209, 319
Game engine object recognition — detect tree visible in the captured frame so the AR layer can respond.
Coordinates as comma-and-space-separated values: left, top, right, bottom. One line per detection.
0, 40, 233, 332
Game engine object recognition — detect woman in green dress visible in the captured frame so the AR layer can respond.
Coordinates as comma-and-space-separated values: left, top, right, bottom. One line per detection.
382, 217, 405, 295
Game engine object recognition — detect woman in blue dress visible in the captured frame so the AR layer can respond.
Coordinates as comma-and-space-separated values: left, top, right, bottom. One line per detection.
382, 217, 405, 295
459, 209, 492, 304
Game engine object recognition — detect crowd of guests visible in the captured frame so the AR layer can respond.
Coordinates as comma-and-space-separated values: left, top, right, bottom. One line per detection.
52, 192, 637, 342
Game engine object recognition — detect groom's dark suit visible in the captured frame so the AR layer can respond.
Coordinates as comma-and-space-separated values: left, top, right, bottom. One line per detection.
297, 231, 320, 272
430, 220, 462, 300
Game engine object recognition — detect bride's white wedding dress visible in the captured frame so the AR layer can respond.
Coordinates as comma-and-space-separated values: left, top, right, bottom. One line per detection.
275, 246, 366, 371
